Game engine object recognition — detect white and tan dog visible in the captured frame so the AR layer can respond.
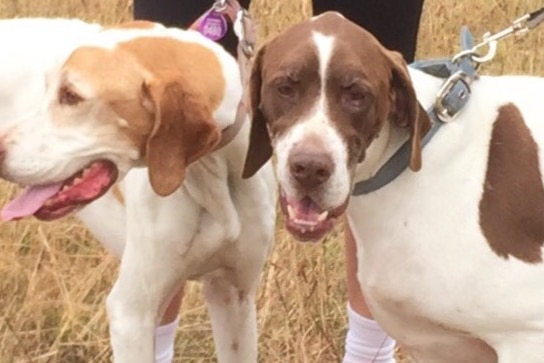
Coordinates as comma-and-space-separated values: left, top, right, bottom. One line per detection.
0, 18, 276, 363
243, 12, 544, 362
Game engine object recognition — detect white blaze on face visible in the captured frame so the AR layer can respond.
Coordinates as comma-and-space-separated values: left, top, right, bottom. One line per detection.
275, 31, 352, 210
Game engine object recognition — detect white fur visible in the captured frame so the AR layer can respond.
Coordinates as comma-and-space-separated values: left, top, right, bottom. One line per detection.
279, 29, 544, 362
0, 18, 101, 123
348, 69, 544, 362
0, 18, 276, 363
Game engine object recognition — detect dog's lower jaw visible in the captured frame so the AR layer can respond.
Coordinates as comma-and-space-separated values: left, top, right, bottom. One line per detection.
280, 190, 349, 242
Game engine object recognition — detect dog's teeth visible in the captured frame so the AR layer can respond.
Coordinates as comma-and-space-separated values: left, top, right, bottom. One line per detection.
61, 185, 69, 192
82, 167, 91, 177
317, 211, 328, 222
73, 177, 83, 185
287, 205, 295, 219
295, 218, 317, 227
43, 200, 53, 207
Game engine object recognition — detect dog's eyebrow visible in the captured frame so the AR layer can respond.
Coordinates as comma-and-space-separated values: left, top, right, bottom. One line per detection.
270, 72, 301, 84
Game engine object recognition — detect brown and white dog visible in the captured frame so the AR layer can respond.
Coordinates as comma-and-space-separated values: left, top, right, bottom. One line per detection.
0, 18, 276, 363
243, 12, 544, 362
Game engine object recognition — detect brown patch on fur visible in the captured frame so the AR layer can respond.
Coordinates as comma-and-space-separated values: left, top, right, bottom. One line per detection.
479, 103, 544, 263
111, 185, 125, 206
58, 45, 154, 150
144, 77, 220, 196
118, 37, 225, 111
317, 13, 429, 170
242, 21, 319, 178
116, 38, 226, 176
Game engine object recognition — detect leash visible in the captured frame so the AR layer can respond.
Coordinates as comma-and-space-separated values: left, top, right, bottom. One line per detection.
352, 7, 544, 196
190, 0, 256, 150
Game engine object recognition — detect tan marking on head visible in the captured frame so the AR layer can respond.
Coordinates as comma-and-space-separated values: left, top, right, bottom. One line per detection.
479, 103, 544, 263
119, 38, 224, 195
57, 45, 153, 153
118, 37, 225, 111
57, 35, 225, 195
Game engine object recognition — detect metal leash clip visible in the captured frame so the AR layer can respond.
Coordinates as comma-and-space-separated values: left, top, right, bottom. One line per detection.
454, 7, 544, 65
233, 8, 255, 58
212, 0, 228, 12
433, 70, 472, 122
433, 7, 544, 122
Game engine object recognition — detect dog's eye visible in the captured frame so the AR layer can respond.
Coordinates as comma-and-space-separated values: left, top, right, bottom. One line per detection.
277, 84, 296, 99
58, 86, 84, 106
341, 85, 367, 110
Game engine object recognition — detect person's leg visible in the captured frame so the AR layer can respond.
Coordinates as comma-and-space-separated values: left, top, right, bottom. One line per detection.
133, 0, 251, 56
312, 0, 424, 62
154, 287, 184, 363
343, 224, 396, 363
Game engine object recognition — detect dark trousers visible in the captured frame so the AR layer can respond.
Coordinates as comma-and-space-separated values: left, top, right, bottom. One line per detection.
133, 0, 424, 62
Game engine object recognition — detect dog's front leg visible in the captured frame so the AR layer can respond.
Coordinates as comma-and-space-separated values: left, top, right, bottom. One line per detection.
107, 236, 185, 363
203, 274, 259, 363
106, 174, 193, 363
106, 249, 158, 363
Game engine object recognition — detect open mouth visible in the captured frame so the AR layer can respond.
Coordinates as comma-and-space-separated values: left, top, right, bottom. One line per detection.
279, 190, 348, 242
1, 160, 118, 222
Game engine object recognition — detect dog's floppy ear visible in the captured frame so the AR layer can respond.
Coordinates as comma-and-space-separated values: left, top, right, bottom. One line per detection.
385, 50, 430, 171
242, 46, 273, 179
143, 74, 220, 196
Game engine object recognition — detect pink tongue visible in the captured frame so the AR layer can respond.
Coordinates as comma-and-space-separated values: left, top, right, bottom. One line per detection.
289, 196, 322, 221
1, 183, 63, 221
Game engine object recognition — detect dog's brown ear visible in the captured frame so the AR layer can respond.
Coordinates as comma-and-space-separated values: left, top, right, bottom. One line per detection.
242, 46, 273, 179
385, 50, 430, 171
143, 75, 220, 196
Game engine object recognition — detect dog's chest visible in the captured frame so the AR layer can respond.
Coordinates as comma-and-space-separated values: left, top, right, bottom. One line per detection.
347, 188, 502, 360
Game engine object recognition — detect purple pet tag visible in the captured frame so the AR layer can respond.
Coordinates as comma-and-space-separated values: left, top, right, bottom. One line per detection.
198, 10, 228, 41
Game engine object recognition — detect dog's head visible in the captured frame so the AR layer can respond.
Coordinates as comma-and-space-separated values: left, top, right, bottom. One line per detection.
0, 23, 239, 221
243, 12, 429, 241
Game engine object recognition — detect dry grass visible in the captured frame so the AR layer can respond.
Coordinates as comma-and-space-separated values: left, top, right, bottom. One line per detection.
1, 0, 544, 362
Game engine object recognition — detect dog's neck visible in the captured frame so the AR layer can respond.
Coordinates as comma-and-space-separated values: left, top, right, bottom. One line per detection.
353, 67, 444, 184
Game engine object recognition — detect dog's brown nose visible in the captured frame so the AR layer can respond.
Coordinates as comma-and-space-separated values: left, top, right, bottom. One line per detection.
289, 146, 334, 190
